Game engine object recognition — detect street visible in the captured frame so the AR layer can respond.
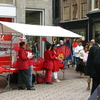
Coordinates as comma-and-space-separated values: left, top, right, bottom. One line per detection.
0, 68, 90, 100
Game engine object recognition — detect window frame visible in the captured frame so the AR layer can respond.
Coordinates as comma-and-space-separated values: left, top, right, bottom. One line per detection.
91, 0, 99, 11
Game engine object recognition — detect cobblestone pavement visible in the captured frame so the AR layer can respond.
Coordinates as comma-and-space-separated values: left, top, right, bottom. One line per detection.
0, 68, 91, 100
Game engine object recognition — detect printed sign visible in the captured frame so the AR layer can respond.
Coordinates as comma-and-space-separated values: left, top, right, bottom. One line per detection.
0, 41, 19, 57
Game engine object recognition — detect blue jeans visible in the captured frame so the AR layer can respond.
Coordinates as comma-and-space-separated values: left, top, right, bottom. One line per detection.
72, 56, 76, 65
63, 60, 68, 68
29, 65, 33, 86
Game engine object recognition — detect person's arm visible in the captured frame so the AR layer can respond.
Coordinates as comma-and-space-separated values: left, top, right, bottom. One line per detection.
49, 51, 56, 60
85, 47, 93, 76
20, 50, 28, 60
83, 53, 88, 63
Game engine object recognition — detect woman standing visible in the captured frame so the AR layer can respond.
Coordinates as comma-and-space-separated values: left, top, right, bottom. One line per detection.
44, 44, 57, 84
76, 47, 85, 77
26, 43, 34, 87
17, 42, 35, 90
51, 44, 61, 82
83, 45, 91, 90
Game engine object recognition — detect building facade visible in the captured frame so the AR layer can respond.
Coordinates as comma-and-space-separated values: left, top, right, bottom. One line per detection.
60, 0, 100, 41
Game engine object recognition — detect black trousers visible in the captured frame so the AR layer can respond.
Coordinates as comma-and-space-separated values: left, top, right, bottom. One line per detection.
91, 78, 100, 94
18, 69, 31, 88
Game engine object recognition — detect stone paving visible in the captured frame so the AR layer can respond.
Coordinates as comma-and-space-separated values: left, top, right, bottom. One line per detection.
0, 79, 90, 100
0, 68, 91, 100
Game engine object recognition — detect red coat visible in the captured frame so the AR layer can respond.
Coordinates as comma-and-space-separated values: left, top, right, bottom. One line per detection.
17, 47, 29, 70
51, 50, 59, 72
43, 50, 55, 70
25, 50, 34, 65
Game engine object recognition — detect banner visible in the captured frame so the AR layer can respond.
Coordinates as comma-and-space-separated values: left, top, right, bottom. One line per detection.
0, 41, 19, 57
57, 40, 72, 60
45, 40, 72, 60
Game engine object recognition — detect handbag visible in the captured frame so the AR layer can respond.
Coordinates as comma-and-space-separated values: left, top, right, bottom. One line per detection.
36, 73, 45, 83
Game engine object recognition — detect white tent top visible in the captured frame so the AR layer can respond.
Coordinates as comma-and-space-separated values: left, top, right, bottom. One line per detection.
0, 21, 82, 38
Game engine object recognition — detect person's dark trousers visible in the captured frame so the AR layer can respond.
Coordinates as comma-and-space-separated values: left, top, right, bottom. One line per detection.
91, 78, 100, 94
18, 69, 31, 89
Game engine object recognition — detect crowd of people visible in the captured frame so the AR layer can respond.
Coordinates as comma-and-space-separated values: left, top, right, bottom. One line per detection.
17, 36, 100, 96
17, 42, 61, 90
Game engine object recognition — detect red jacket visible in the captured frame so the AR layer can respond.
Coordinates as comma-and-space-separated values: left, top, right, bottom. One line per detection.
51, 50, 59, 72
43, 50, 55, 70
25, 50, 34, 65
17, 47, 29, 70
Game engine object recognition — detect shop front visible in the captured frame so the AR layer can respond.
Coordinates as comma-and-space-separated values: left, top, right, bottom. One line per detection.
59, 18, 88, 42
0, 1, 16, 66
87, 11, 100, 40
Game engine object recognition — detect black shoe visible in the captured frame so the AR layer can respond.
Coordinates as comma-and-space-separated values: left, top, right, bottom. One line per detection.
18, 87, 26, 90
27, 88, 35, 90
46, 82, 53, 84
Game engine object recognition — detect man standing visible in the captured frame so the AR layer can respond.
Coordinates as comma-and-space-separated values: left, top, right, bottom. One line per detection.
17, 42, 35, 90
86, 36, 100, 94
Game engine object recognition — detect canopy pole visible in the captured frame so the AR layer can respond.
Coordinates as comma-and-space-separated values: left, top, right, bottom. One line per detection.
1, 24, 12, 92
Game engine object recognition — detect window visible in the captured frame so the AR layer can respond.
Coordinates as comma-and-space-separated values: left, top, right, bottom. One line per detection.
81, 0, 87, 18
94, 0, 98, 8
63, 0, 69, 21
0, 0, 14, 4
26, 9, 44, 59
72, 2, 78, 20
91, 0, 99, 10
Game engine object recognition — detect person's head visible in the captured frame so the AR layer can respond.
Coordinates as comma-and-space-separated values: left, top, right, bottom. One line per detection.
19, 42, 25, 49
96, 36, 100, 44
79, 42, 82, 46
26, 43, 30, 50
59, 40, 63, 44
91, 39, 95, 44
84, 45, 90, 52
46, 44, 51, 50
51, 44, 57, 50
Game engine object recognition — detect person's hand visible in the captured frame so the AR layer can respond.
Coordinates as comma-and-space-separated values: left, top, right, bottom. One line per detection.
28, 56, 33, 59
55, 57, 58, 59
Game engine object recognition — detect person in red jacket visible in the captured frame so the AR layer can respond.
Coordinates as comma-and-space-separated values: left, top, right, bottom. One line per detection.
51, 44, 61, 82
17, 42, 35, 90
44, 44, 57, 84
26, 43, 34, 87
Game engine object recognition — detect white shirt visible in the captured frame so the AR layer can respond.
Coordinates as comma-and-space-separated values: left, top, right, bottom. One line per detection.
73, 45, 84, 57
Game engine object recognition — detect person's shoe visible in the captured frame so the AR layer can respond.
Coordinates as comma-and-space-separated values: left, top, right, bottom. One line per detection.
54, 79, 61, 83
87, 87, 90, 90
27, 88, 35, 90
18, 87, 26, 90
46, 82, 53, 84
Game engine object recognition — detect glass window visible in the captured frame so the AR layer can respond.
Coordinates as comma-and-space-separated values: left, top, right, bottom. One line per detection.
94, 0, 98, 8
81, 0, 87, 18
90, 0, 99, 10
72, 2, 78, 20
93, 23, 100, 39
0, 0, 13, 4
26, 10, 43, 60
63, 0, 69, 21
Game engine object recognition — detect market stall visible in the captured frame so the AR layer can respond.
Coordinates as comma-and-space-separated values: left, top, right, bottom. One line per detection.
0, 21, 82, 92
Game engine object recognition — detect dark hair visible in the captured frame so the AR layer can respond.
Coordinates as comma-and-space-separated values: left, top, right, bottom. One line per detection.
19, 42, 25, 47
96, 35, 100, 44
46, 44, 51, 50
51, 44, 56, 50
